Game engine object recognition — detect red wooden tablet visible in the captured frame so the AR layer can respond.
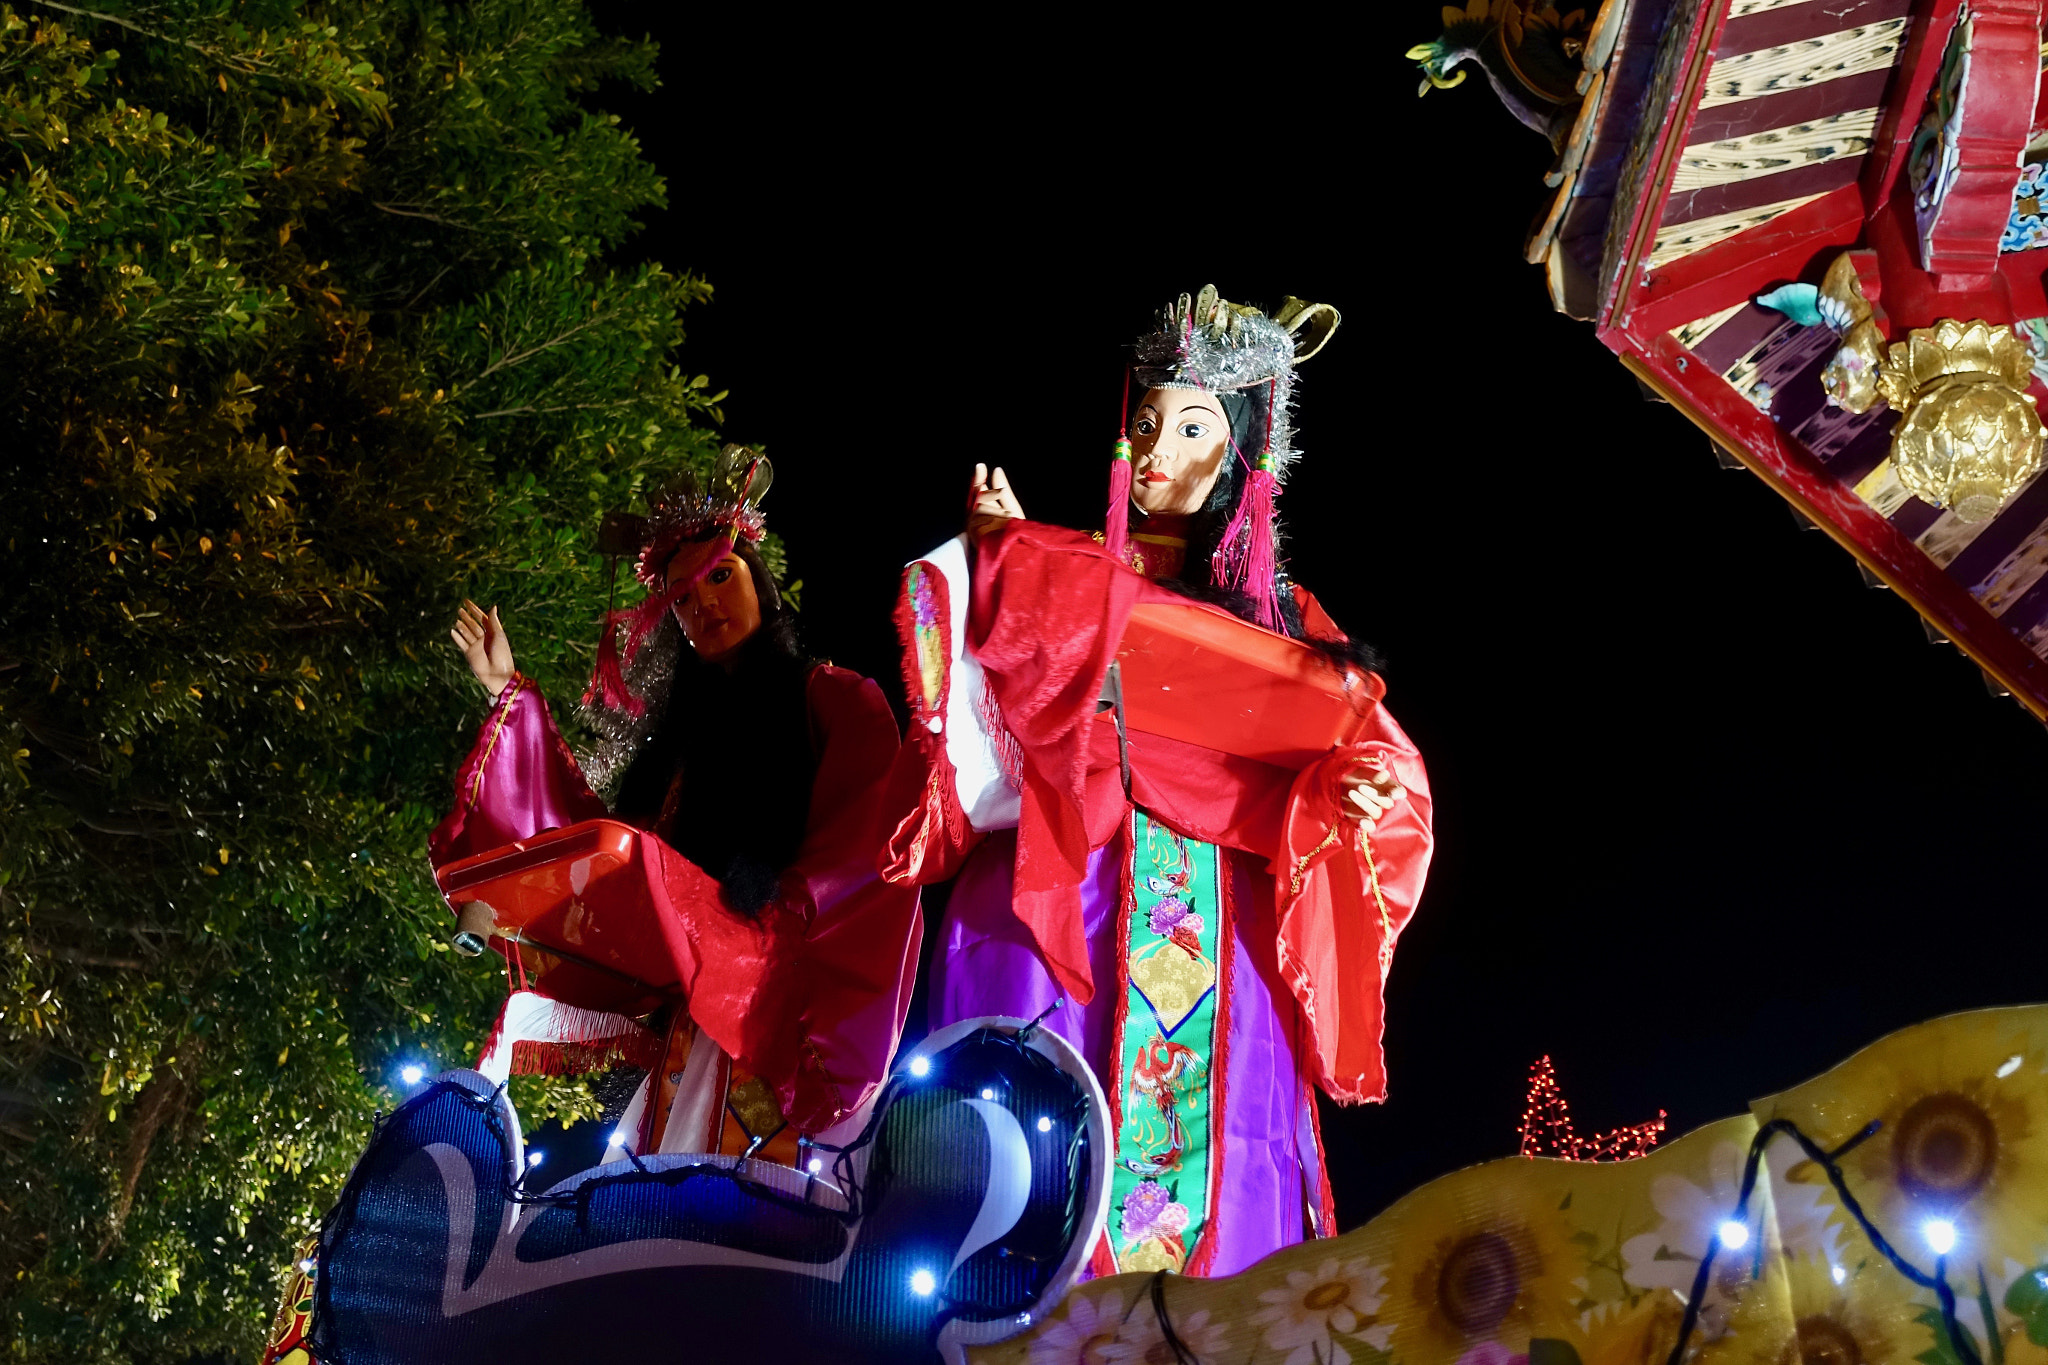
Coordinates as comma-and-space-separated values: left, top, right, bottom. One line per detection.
1114, 600, 1383, 769
435, 819, 680, 1012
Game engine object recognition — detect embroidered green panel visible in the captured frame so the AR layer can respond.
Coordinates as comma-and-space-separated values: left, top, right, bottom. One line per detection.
1110, 812, 1224, 1273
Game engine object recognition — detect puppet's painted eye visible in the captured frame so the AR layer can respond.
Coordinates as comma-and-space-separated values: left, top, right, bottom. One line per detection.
1177, 422, 1208, 439
708, 567, 732, 586
1134, 418, 1156, 435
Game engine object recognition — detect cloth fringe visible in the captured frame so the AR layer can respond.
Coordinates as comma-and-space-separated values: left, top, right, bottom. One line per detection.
478, 991, 661, 1081
975, 676, 1025, 789
1210, 466, 1282, 632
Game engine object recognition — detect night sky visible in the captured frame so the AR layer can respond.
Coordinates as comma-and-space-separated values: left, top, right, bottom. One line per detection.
574, 7, 2048, 1228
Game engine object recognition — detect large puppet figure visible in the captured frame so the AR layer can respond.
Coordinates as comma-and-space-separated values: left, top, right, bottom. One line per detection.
432, 449, 919, 1162
882, 289, 1434, 1277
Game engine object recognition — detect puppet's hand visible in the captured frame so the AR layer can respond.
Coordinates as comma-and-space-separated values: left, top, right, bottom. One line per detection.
451, 599, 516, 699
1340, 756, 1406, 828
966, 463, 1025, 540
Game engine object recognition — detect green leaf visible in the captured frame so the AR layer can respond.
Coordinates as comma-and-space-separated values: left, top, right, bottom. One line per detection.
1914, 1305, 1982, 1365
1530, 1341, 1586, 1365
1981, 1265, 2007, 1365
0, 1, 731, 1355
2006, 1264, 2048, 1346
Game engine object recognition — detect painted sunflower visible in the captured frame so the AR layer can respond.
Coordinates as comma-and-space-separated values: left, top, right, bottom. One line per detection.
1371, 1166, 1585, 1361
1756, 1007, 2048, 1282
1572, 1291, 1688, 1365
1700, 1251, 1929, 1365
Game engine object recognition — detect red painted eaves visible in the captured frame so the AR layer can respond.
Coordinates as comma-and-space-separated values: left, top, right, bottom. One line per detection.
1629, 185, 1867, 339
1603, 0, 1738, 329
1605, 325, 2048, 719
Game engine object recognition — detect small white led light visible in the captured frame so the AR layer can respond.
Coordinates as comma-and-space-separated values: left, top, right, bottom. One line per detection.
297, 1257, 317, 1275
908, 1055, 930, 1078
1716, 1220, 1749, 1251
909, 1268, 936, 1296
1999, 1054, 2025, 1078
610, 1129, 632, 1149
527, 1150, 545, 1168
1831, 1264, 1847, 1285
1923, 1218, 1958, 1255
399, 1064, 425, 1085
981, 1088, 996, 1100
1036, 1116, 1053, 1133
808, 1157, 824, 1174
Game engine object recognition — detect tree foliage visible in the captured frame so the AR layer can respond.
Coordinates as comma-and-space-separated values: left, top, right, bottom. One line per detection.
0, 2, 727, 1356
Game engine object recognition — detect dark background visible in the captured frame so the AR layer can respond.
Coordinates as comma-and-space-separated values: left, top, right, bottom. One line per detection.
576, 7, 2048, 1227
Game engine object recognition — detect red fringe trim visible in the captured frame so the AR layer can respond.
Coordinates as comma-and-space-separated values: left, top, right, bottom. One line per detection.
508, 1033, 663, 1077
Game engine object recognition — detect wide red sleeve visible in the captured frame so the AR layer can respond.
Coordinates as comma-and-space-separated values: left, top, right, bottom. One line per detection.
1273, 701, 1434, 1104
771, 666, 924, 1134
878, 560, 981, 886
427, 673, 608, 871
968, 521, 1144, 1006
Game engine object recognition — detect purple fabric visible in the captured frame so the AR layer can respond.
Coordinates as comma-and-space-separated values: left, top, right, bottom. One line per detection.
432, 677, 607, 865
931, 830, 1309, 1275
1211, 856, 1307, 1276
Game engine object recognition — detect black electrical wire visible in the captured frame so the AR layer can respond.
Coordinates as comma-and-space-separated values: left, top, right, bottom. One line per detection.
1148, 1270, 1198, 1364
1664, 1116, 1983, 1365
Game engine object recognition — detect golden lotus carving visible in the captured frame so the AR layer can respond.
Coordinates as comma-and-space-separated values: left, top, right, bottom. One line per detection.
1797, 255, 2045, 523
1878, 320, 2045, 523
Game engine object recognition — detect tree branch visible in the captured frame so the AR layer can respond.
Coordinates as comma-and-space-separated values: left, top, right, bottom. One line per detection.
402, 265, 452, 312
470, 307, 626, 384
97, 1063, 189, 1258
34, 945, 149, 970
469, 399, 636, 419
15, 717, 103, 776
73, 815, 173, 840
25, 2, 267, 75
370, 202, 477, 231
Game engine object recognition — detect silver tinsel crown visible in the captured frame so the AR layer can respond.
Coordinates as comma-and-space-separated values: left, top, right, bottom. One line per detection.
1130, 285, 1341, 482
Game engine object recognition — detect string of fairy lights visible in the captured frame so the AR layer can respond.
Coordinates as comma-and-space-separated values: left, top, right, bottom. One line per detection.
1668, 1115, 1988, 1365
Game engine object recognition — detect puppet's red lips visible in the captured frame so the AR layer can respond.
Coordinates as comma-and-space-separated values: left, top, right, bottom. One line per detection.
1138, 472, 1171, 484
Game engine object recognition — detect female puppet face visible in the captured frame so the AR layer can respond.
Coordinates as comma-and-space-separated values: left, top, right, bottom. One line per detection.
667, 549, 762, 666
1130, 387, 1232, 515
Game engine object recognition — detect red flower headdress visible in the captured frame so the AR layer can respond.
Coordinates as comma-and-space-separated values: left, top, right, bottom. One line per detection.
584, 444, 773, 716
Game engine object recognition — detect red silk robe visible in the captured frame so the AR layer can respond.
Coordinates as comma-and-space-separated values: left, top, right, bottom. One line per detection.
430, 664, 921, 1138
887, 521, 1433, 1106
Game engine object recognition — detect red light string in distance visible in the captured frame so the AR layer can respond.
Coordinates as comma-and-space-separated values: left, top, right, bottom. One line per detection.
1517, 1055, 1666, 1161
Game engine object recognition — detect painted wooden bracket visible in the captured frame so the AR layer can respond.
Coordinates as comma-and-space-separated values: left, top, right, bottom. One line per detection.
1911, 0, 2043, 277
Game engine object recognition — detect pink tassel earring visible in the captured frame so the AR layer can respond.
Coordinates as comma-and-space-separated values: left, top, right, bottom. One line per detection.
582, 608, 642, 716
1211, 380, 1284, 632
1104, 368, 1133, 564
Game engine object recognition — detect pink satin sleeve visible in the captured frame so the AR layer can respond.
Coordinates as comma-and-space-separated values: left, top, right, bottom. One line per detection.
428, 673, 609, 871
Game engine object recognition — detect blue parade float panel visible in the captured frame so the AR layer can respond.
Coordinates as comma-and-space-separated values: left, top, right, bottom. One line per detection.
306, 1017, 1110, 1364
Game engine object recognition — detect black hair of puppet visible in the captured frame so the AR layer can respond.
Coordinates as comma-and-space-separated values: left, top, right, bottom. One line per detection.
610, 540, 816, 917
